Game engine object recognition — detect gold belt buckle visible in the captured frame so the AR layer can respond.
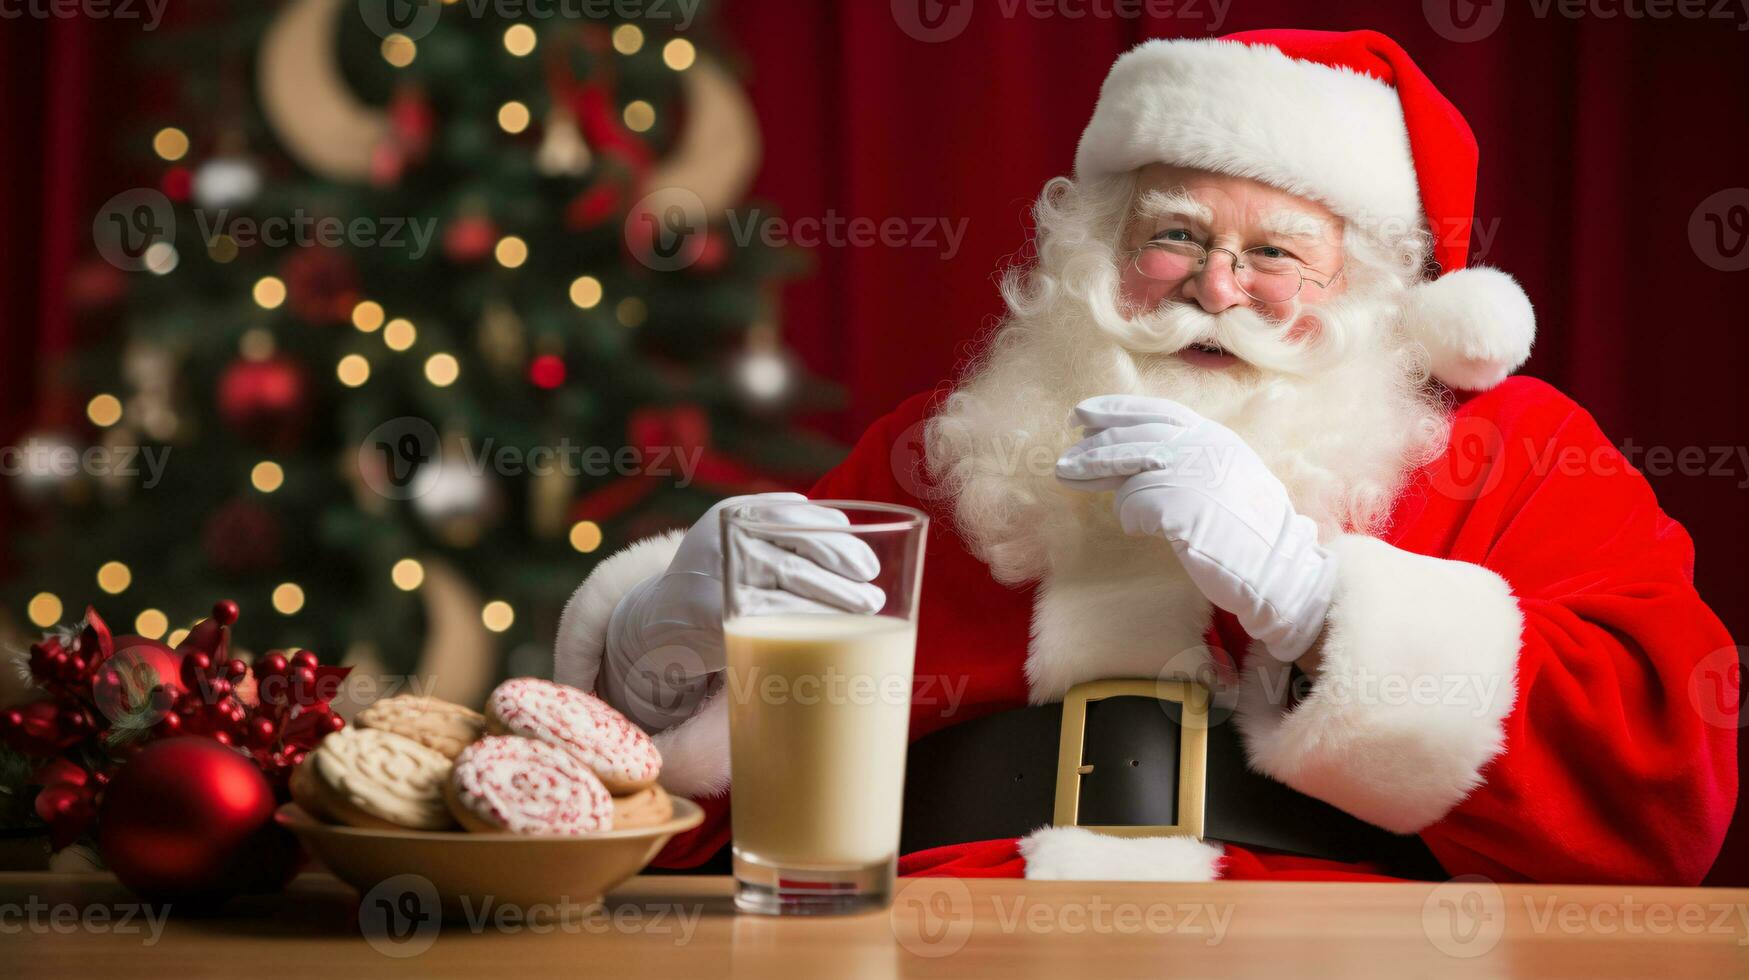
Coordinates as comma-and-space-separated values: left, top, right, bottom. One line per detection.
1052, 678, 1210, 838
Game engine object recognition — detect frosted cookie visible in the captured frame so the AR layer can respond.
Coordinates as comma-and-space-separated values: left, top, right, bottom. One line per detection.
484, 678, 662, 794
611, 785, 675, 831
446, 736, 614, 835
356, 695, 486, 759
303, 726, 456, 831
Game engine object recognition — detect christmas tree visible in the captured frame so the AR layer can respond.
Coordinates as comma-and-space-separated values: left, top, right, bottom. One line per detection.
4, 0, 843, 694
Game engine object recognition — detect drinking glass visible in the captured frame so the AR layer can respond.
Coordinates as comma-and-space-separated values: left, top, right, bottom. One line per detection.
722, 500, 928, 916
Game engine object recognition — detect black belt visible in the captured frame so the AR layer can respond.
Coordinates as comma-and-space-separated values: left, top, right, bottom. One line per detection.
901, 678, 1443, 879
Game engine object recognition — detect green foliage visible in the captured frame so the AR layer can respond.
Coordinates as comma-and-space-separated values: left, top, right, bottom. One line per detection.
5, 0, 844, 683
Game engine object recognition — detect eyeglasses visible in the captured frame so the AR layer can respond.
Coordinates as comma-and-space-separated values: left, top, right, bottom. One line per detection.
1128, 240, 1342, 304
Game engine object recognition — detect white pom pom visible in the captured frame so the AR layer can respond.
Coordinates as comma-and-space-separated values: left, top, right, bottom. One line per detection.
1402, 266, 1536, 391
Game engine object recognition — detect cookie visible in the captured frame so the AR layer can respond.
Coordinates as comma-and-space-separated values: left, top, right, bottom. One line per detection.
484, 678, 662, 794
447, 735, 614, 835
611, 785, 675, 831
303, 726, 456, 831
356, 695, 486, 759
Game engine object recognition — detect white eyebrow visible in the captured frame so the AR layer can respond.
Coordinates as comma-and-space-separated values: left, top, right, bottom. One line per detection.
1133, 189, 1213, 224
1257, 209, 1334, 243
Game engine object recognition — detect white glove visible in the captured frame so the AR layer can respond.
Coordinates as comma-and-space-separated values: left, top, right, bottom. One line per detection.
1055, 395, 1336, 662
598, 492, 885, 730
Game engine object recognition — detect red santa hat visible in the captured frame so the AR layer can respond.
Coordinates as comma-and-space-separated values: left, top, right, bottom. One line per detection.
1074, 29, 1534, 391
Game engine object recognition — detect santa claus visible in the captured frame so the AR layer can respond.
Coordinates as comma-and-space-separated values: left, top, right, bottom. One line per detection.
556, 29, 1738, 884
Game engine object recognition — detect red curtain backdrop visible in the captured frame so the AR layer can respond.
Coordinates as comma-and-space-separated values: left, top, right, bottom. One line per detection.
3, 2, 1747, 880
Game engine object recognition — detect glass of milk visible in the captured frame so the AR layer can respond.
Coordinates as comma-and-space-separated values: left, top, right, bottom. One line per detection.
721, 499, 928, 916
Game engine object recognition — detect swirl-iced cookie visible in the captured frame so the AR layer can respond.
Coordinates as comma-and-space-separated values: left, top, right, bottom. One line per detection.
447, 736, 614, 835
484, 678, 662, 794
356, 694, 486, 759
298, 726, 456, 831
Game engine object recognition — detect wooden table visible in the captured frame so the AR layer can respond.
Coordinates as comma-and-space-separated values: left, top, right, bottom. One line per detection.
3, 872, 1746, 978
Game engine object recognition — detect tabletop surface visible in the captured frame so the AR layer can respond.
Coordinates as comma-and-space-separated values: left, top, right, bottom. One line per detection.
3, 872, 1747, 978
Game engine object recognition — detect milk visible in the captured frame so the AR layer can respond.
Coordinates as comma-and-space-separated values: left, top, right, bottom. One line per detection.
725, 613, 917, 869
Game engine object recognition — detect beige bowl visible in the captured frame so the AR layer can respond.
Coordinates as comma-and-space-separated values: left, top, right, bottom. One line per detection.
276, 798, 704, 916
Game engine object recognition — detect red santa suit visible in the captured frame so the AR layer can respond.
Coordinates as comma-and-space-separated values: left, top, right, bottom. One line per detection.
555, 30, 1738, 883
568, 377, 1736, 884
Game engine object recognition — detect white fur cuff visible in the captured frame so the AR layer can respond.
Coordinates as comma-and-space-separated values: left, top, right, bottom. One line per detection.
1021, 826, 1224, 881
553, 530, 685, 692
650, 685, 731, 799
1234, 535, 1522, 834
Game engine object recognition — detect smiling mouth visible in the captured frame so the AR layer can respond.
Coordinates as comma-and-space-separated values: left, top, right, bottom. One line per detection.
1186, 341, 1227, 356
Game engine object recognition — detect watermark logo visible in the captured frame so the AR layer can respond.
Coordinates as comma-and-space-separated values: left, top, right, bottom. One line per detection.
1690, 188, 1749, 272
892, 0, 976, 42
93, 189, 175, 273
890, 877, 976, 957
358, 873, 441, 958
1688, 645, 1746, 730
627, 187, 710, 272
357, 0, 443, 40
1424, 0, 1508, 42
357, 417, 441, 502
1422, 875, 1507, 958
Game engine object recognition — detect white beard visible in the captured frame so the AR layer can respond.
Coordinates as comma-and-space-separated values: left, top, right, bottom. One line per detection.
924, 275, 1449, 700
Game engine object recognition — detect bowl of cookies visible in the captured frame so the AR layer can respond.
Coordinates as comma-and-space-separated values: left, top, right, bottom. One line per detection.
278, 678, 703, 913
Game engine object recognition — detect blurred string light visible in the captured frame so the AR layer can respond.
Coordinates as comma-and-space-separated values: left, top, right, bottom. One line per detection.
663, 39, 696, 71
337, 354, 371, 387
481, 600, 515, 632
381, 34, 416, 68
273, 582, 305, 615
568, 275, 603, 309
391, 558, 425, 590
253, 275, 287, 310
239, 328, 276, 361
96, 561, 132, 595
612, 24, 644, 54
498, 101, 531, 135
569, 520, 602, 553
424, 353, 460, 387
27, 593, 62, 628
208, 235, 240, 263
503, 24, 537, 56
251, 460, 285, 493
495, 236, 528, 269
153, 127, 189, 161
144, 242, 178, 275
352, 300, 385, 333
135, 608, 168, 639
623, 100, 655, 133
615, 297, 647, 327
384, 318, 417, 351
87, 394, 123, 428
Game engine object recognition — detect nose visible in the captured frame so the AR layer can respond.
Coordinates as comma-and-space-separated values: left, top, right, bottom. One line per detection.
1179, 247, 1247, 314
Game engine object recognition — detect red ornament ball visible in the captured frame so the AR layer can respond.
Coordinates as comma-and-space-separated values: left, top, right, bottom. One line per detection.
443, 214, 498, 263
529, 354, 567, 389
90, 636, 184, 730
217, 355, 308, 449
98, 737, 300, 902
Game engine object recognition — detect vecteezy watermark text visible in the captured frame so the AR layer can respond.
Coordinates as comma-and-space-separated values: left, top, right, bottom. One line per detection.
0, 897, 170, 945
1, 440, 170, 490
0, 0, 168, 30
192, 210, 437, 261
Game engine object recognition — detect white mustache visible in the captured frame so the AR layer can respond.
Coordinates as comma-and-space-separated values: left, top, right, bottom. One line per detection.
1099, 300, 1335, 377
